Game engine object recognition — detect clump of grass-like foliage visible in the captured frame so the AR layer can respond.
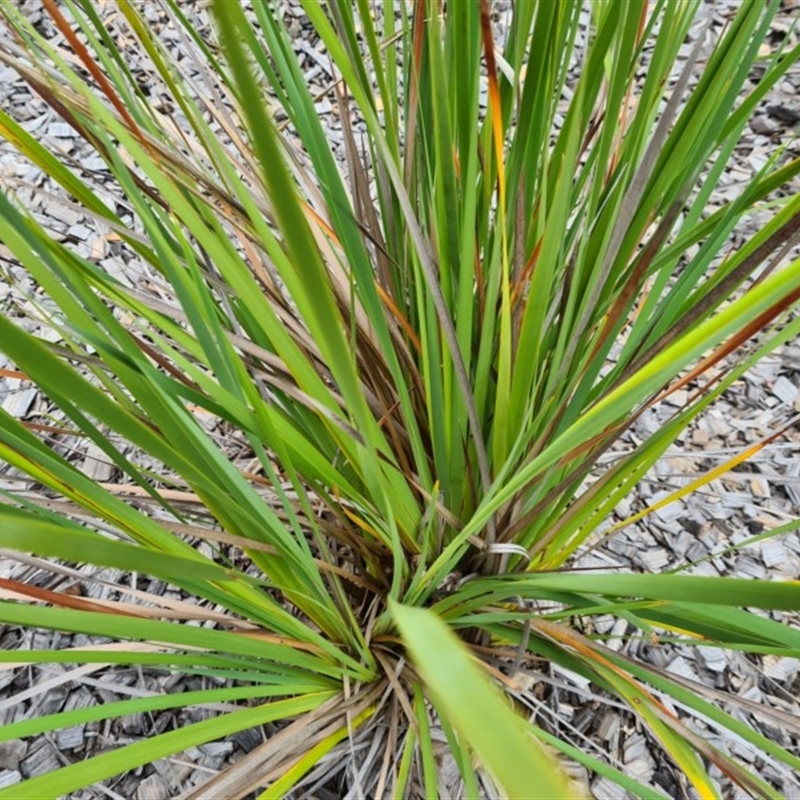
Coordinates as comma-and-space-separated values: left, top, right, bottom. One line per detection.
1, 0, 800, 796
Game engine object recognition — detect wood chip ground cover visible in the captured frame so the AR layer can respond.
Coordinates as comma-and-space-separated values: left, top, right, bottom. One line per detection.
0, 1, 800, 797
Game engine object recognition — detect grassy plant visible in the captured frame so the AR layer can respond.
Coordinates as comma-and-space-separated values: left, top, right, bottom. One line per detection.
1, 0, 800, 796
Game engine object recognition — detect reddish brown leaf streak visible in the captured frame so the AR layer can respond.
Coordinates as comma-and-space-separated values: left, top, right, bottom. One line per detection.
0, 576, 141, 617
42, 0, 144, 144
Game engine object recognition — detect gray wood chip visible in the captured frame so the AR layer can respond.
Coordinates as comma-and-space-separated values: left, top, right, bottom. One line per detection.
779, 550, 800, 578
771, 375, 798, 405
706, 411, 730, 437
0, 741, 26, 772
67, 223, 93, 241
20, 739, 60, 778
667, 655, 697, 680
1, 387, 37, 418
198, 741, 233, 757
750, 116, 776, 135
664, 388, 689, 407
730, 739, 757, 763
135, 772, 170, 800
314, 98, 332, 114
697, 646, 727, 673
80, 441, 115, 482
760, 540, 786, 568
120, 711, 147, 735
652, 491, 685, 524
623, 732, 648, 763
47, 122, 74, 138
734, 556, 766, 579
784, 461, 800, 508
762, 655, 800, 682
55, 725, 84, 751
685, 539, 709, 562
556, 701, 576, 722
627, 756, 656, 782
20, 112, 49, 133
437, 751, 462, 793
232, 727, 262, 753
604, 617, 630, 652
597, 710, 620, 742
0, 771, 21, 791
88, 234, 107, 260
31, 682, 68, 717
552, 664, 592, 692
638, 547, 670, 571
590, 776, 628, 800
670, 529, 693, 558
739, 683, 762, 702
614, 498, 632, 518
47, 204, 81, 227
591, 615, 616, 635
82, 156, 109, 172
